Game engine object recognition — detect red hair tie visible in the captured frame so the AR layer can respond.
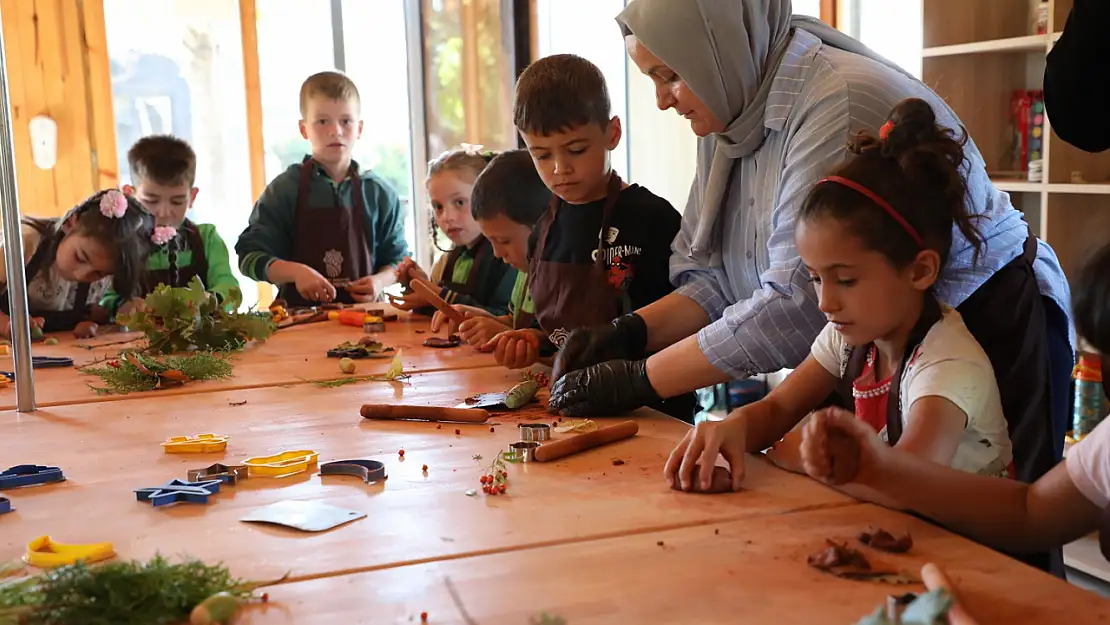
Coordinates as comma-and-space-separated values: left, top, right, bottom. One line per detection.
879, 120, 894, 141
818, 176, 924, 248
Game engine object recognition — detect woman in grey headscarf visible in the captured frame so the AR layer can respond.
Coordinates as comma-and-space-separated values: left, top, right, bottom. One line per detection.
548, 0, 1074, 564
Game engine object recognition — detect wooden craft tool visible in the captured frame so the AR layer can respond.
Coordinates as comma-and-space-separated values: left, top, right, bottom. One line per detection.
360, 404, 490, 423
409, 278, 466, 324
533, 420, 639, 462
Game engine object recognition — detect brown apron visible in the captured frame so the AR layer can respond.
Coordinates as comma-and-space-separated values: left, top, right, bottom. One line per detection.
278, 157, 373, 307
142, 219, 209, 292
1, 218, 90, 332
528, 172, 624, 346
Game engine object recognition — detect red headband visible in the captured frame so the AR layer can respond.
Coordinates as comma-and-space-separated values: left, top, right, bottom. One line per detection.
817, 176, 925, 248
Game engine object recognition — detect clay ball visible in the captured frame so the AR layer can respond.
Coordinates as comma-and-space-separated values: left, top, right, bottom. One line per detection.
339, 357, 356, 374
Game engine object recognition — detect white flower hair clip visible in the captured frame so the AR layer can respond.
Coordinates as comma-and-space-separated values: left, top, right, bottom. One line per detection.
461, 143, 485, 156
99, 189, 128, 219
151, 226, 177, 246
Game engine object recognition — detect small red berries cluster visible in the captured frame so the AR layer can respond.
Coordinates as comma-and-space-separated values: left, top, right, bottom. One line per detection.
398, 449, 405, 458
522, 369, 550, 387
478, 469, 509, 495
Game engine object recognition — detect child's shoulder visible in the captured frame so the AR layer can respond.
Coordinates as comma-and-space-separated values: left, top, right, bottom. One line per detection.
356, 166, 400, 201
616, 184, 680, 219
188, 221, 227, 242
919, 307, 991, 369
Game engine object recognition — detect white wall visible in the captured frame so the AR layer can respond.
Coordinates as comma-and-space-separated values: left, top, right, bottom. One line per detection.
624, 71, 698, 212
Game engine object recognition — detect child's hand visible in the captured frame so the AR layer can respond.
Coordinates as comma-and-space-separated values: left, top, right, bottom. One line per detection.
765, 426, 806, 474
664, 414, 748, 493
0, 314, 44, 340
395, 257, 429, 285
293, 265, 336, 302
430, 305, 492, 335
389, 290, 428, 311
73, 321, 99, 339
344, 276, 379, 303
483, 329, 542, 369
800, 407, 887, 486
458, 315, 511, 347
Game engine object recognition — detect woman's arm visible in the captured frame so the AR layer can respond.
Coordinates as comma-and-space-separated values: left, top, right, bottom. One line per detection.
636, 293, 711, 351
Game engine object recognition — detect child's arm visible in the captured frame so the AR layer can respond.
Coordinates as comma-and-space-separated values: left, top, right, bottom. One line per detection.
197, 224, 243, 310
801, 407, 1103, 554
663, 355, 839, 491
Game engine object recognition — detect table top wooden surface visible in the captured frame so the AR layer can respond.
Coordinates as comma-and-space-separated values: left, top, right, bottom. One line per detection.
233, 503, 1110, 625
0, 367, 853, 582
0, 310, 494, 410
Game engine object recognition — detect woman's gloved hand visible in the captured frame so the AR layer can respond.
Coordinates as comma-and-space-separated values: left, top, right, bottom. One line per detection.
548, 358, 660, 416
551, 313, 649, 383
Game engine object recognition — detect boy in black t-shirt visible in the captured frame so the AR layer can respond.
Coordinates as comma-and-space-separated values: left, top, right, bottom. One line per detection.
486, 54, 690, 419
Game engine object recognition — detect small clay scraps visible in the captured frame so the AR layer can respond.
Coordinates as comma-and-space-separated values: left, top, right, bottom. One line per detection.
423, 335, 461, 348
229, 400, 247, 407
807, 540, 918, 585
326, 338, 396, 359
858, 527, 913, 554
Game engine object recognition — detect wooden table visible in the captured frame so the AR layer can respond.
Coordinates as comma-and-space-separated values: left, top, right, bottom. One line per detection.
232, 504, 1110, 624
0, 311, 495, 410
0, 368, 853, 581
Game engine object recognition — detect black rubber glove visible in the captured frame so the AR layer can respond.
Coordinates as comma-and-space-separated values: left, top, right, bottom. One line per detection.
548, 358, 661, 417
551, 313, 649, 383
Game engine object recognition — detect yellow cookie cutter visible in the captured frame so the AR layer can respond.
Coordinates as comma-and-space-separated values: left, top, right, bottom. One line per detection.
243, 450, 319, 477
24, 535, 115, 568
162, 434, 230, 453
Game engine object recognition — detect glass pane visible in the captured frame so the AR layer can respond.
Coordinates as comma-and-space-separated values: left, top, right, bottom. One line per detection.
103, 0, 258, 309
794, 0, 823, 18
342, 0, 417, 254
858, 0, 923, 77
256, 0, 335, 183
422, 0, 516, 156
535, 0, 629, 179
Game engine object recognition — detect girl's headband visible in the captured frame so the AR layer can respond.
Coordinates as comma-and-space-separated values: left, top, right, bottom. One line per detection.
816, 176, 925, 248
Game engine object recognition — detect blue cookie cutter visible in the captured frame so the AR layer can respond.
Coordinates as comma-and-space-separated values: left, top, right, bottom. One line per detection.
0, 496, 11, 515
135, 478, 221, 507
319, 459, 388, 484
0, 464, 65, 490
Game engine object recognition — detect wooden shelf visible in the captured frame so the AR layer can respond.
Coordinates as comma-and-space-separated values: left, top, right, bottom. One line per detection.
923, 34, 1049, 57
1046, 184, 1110, 195
992, 178, 1044, 193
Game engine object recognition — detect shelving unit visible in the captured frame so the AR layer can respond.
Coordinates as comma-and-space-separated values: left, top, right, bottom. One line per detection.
924, 0, 1109, 584
923, 0, 1110, 282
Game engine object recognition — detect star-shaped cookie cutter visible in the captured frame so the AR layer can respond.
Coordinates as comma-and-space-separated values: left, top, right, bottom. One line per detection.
135, 478, 221, 507
319, 459, 388, 484
0, 464, 65, 490
187, 463, 248, 485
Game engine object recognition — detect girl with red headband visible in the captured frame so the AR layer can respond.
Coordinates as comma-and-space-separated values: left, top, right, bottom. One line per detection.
666, 98, 1012, 500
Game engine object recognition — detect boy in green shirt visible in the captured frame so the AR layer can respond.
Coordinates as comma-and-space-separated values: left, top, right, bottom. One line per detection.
102, 135, 240, 315
235, 70, 408, 306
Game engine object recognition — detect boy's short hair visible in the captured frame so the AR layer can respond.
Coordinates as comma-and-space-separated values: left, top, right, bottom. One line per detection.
1074, 243, 1110, 355
299, 70, 361, 117
127, 135, 197, 187
471, 149, 552, 226
513, 54, 611, 136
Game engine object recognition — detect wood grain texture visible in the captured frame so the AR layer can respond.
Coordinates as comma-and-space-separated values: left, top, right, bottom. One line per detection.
0, 368, 852, 581
231, 503, 1110, 624
0, 311, 498, 409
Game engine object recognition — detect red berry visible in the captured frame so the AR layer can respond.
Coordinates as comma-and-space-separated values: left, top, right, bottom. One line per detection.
262, 592, 269, 603
455, 429, 461, 435
487, 474, 495, 483
398, 449, 404, 457
488, 487, 497, 496
422, 464, 428, 472
436, 424, 442, 430
480, 475, 489, 484
482, 485, 491, 494
421, 612, 428, 623
498, 484, 507, 493
552, 421, 558, 427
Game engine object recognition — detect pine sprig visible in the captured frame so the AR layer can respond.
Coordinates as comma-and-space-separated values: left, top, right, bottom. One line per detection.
0, 555, 279, 625
79, 350, 233, 395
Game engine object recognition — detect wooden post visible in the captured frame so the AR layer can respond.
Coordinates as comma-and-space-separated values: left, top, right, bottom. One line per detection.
238, 0, 272, 308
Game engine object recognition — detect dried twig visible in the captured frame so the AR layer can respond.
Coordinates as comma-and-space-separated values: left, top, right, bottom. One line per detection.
444, 576, 479, 625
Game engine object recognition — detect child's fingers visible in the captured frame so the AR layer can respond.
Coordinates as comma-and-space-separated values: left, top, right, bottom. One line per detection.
430, 311, 445, 332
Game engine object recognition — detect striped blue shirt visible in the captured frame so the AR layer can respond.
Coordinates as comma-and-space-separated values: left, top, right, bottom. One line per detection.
673, 30, 1073, 378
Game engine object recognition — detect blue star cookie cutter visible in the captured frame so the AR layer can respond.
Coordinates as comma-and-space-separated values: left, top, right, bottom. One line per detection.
0, 464, 65, 490
135, 478, 221, 507
0, 496, 11, 515
319, 459, 388, 484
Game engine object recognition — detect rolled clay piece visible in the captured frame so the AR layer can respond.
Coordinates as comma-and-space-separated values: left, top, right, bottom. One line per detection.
671, 465, 733, 494
360, 404, 489, 423
533, 420, 639, 462
424, 335, 461, 348
73, 322, 99, 339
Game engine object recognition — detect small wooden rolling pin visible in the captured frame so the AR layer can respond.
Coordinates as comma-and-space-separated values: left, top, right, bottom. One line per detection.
360, 404, 489, 423
409, 278, 467, 325
534, 420, 639, 462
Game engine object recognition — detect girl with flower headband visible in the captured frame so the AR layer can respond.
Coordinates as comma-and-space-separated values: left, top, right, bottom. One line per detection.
667, 98, 1013, 497
0, 188, 156, 338
391, 144, 518, 317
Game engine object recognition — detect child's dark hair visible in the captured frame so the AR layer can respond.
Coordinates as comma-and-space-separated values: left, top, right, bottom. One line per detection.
799, 98, 983, 268
471, 150, 552, 226
513, 54, 611, 135
426, 147, 497, 252
128, 135, 197, 187
1074, 243, 1110, 355
26, 189, 155, 298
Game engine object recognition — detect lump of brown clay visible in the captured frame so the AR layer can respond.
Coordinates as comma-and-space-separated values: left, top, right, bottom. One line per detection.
424, 335, 461, 348
73, 321, 98, 339
807, 540, 871, 571
671, 465, 733, 494
858, 527, 913, 553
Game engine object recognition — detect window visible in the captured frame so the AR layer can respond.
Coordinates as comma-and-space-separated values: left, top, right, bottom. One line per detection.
793, 0, 823, 18
842, 0, 923, 77
103, 0, 257, 309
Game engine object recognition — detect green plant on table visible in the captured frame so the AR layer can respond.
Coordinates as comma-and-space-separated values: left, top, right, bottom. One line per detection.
118, 277, 275, 354
79, 350, 233, 395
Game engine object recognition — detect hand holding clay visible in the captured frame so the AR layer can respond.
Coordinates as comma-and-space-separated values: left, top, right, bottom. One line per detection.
292, 264, 336, 302
458, 316, 511, 347
344, 276, 379, 303
484, 329, 542, 369
663, 415, 747, 493
670, 465, 733, 494
800, 407, 886, 486
431, 304, 491, 336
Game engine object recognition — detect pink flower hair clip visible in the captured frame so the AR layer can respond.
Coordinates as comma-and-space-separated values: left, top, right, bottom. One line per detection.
461, 143, 485, 156
99, 189, 128, 219
151, 226, 177, 246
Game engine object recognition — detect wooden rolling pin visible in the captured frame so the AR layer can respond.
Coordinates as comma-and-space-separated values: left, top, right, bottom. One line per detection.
360, 404, 489, 423
534, 420, 639, 462
409, 278, 467, 325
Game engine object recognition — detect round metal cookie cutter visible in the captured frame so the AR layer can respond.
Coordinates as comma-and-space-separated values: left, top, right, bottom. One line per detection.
518, 423, 551, 442
507, 441, 539, 462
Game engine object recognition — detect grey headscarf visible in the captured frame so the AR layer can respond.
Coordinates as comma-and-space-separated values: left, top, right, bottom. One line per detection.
617, 0, 915, 263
